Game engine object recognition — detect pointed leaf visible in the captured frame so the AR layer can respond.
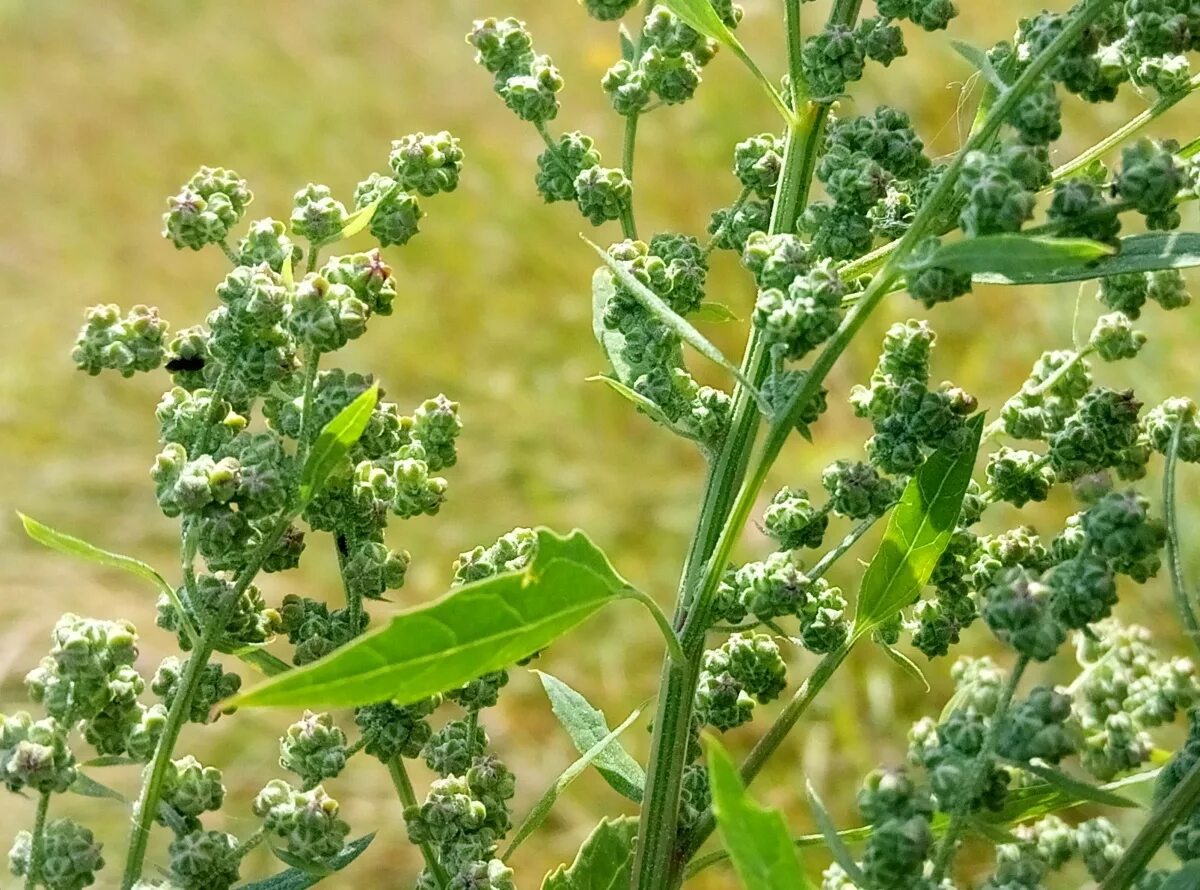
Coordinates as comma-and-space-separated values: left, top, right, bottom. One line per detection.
659, 0, 793, 121
1003, 759, 1141, 809
985, 768, 1159, 826
535, 670, 645, 803
237, 835, 374, 889
541, 817, 638, 890
586, 376, 693, 439
587, 239, 770, 415
805, 780, 867, 886
298, 384, 378, 507
231, 529, 632, 710
337, 187, 392, 241
880, 643, 931, 693
951, 40, 1007, 91
505, 703, 644, 859
233, 646, 292, 677
618, 25, 637, 63
269, 847, 332, 877
82, 755, 141, 768
69, 771, 125, 802
705, 735, 814, 890
853, 415, 985, 635
971, 232, 1200, 285
915, 235, 1114, 279
693, 301, 740, 323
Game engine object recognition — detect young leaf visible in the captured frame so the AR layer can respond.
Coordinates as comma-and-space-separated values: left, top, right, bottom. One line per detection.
239, 835, 375, 889
971, 232, 1200, 285
69, 771, 125, 802
230, 528, 633, 710
805, 779, 867, 886
504, 702, 644, 858
269, 848, 333, 877
1162, 862, 1200, 890
853, 415, 985, 636
618, 24, 637, 63
659, 0, 794, 122
232, 646, 292, 677
950, 40, 1007, 91
534, 670, 645, 803
915, 235, 1114, 279
82, 755, 141, 768
1003, 759, 1141, 809
587, 239, 771, 415
693, 301, 741, 323
18, 512, 197, 642
705, 735, 814, 890
336, 183, 396, 241
880, 642, 931, 693
985, 768, 1159, 826
586, 375, 695, 440
298, 384, 378, 507
541, 817, 638, 890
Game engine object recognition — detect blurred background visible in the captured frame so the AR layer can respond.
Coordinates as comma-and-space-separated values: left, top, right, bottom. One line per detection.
2, 0, 1198, 886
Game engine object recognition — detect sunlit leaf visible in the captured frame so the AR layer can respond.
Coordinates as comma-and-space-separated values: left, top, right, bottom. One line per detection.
541, 817, 638, 890
298, 384, 378, 507
238, 835, 373, 888
971, 232, 1200, 285
915, 234, 1114, 279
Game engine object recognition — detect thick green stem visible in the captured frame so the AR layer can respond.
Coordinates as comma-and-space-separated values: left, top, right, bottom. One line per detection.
1099, 755, 1200, 889
25, 791, 50, 890
389, 756, 450, 889
930, 655, 1029, 882
1164, 418, 1200, 654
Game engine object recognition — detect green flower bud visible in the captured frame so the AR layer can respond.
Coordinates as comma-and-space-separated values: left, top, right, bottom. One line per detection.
0, 712, 76, 794
1076, 817, 1124, 882
1117, 139, 1188, 227
574, 165, 633, 226
641, 45, 702, 104
762, 486, 828, 550
290, 183, 347, 246
802, 25, 866, 100
389, 131, 465, 197
959, 147, 1037, 236
1099, 272, 1151, 319
12, 819, 105, 890
235, 217, 300, 272
695, 667, 756, 731
535, 132, 601, 203
279, 711, 348, 786
353, 174, 424, 247
642, 7, 716, 61
449, 670, 510, 711
254, 780, 350, 863
1010, 77, 1062, 145
164, 325, 212, 391
982, 567, 1066, 661
1148, 268, 1192, 309
467, 753, 516, 836
447, 859, 516, 890
73, 304, 168, 377
733, 133, 784, 199
354, 698, 438, 762
163, 167, 252, 250
424, 719, 489, 777
1082, 489, 1166, 582
797, 581, 850, 654
986, 447, 1055, 507
857, 17, 906, 65
602, 60, 652, 115
752, 259, 845, 360
467, 17, 534, 80
741, 232, 811, 290
1047, 177, 1121, 243
800, 200, 874, 261
996, 685, 1078, 764
404, 775, 487, 847
1089, 312, 1147, 362
1143, 397, 1200, 461
321, 250, 398, 317
160, 755, 225, 821
905, 237, 973, 308
1049, 388, 1144, 482
1047, 554, 1118, 630
821, 460, 899, 519
761, 368, 829, 432
500, 54, 564, 122
167, 830, 239, 889
287, 273, 370, 353
125, 704, 167, 762
582, 0, 639, 21
152, 657, 240, 724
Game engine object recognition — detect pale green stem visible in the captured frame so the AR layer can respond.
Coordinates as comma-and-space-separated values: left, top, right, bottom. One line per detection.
704, 185, 754, 258
982, 345, 1097, 441
232, 828, 267, 860
930, 656, 1029, 883
389, 756, 450, 889
218, 240, 239, 265
623, 587, 686, 663
1164, 417, 1200, 654
25, 792, 50, 890
809, 516, 880, 581
1098, 757, 1200, 889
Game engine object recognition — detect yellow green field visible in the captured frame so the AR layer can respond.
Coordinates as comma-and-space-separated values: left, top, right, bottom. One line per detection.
2, 0, 1199, 886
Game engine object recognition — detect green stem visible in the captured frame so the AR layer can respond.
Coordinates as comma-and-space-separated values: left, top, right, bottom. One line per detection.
982, 345, 1097, 441
1098, 756, 1200, 889
306, 243, 322, 274
296, 350, 322, 446
616, 0, 654, 241
218, 240, 239, 265
678, 642, 853, 862
389, 756, 450, 889
232, 828, 267, 860
809, 516, 880, 581
1164, 417, 1200, 655
25, 791, 50, 890
623, 587, 686, 664
930, 655, 1029, 883
703, 185, 753, 258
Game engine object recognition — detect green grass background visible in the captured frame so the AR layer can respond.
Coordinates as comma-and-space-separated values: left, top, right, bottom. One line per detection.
1, 0, 1198, 885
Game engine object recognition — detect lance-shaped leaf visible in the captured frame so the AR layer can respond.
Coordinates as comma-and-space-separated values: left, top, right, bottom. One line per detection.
336, 183, 398, 241
1002, 759, 1141, 809
587, 240, 771, 416
586, 376, 693, 440
805, 779, 866, 886
504, 702, 644, 858
660, 0, 794, 121
298, 384, 378, 507
535, 670, 645, 803
541, 817, 638, 890
853, 414, 984, 636
69, 771, 125, 802
951, 40, 1007, 91
705, 735, 814, 889
231, 529, 634, 710
970, 232, 1200, 285
913, 235, 1114, 280
237, 834, 375, 889
985, 768, 1159, 826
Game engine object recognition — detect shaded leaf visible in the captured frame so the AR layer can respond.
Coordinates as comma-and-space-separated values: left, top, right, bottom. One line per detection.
705, 735, 814, 889
237, 835, 374, 889
660, 0, 794, 121
69, 771, 124, 802
1003, 759, 1141, 809
231, 529, 632, 710
1163, 861, 1200, 890
805, 779, 866, 886
541, 817, 638, 890
951, 40, 1007, 91
693, 301, 740, 323
986, 768, 1159, 826
233, 646, 292, 677
586, 376, 693, 439
880, 643, 931, 693
916, 235, 1114, 279
82, 755, 140, 768
505, 703, 644, 859
269, 848, 332, 877
587, 240, 770, 415
972, 232, 1200, 285
298, 384, 378, 507
534, 670, 645, 803
853, 415, 985, 635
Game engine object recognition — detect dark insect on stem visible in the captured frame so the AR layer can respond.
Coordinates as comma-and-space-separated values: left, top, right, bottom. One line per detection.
165, 355, 206, 373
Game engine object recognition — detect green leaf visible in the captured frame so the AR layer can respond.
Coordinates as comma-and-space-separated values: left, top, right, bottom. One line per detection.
587, 239, 771, 416
586, 376, 693, 439
985, 768, 1159, 826
705, 735, 814, 890
280, 248, 295, 290
82, 755, 141, 768
1162, 861, 1200, 890
534, 670, 645, 803
970, 232, 1200, 285
659, 0, 794, 122
880, 642, 931, 693
231, 528, 633, 710
337, 194, 385, 241
1002, 759, 1141, 809
916, 235, 1114, 280
298, 384, 378, 507
504, 703, 644, 859
232, 646, 292, 677
618, 24, 637, 63
805, 780, 866, 886
541, 817, 638, 890
237, 835, 374, 889
853, 414, 985, 636
950, 40, 1007, 91
269, 847, 332, 877
693, 301, 741, 323
69, 771, 125, 802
